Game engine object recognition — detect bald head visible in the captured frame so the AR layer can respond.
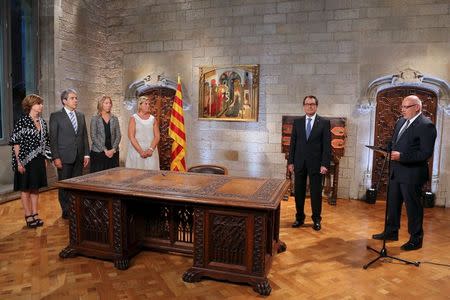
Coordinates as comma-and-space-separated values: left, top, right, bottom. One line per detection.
404, 95, 422, 109
401, 95, 422, 120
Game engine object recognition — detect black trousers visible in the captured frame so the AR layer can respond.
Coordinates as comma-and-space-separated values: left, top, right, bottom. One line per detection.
386, 181, 424, 243
294, 166, 323, 223
57, 157, 83, 214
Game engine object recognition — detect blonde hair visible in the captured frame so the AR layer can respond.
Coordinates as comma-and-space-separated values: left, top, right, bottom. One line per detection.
137, 95, 149, 113
22, 94, 44, 114
97, 95, 112, 115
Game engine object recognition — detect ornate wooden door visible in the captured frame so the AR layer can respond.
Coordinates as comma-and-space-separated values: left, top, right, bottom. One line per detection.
372, 87, 437, 199
140, 88, 176, 171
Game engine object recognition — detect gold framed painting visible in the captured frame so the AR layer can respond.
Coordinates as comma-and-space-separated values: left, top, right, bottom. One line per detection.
198, 64, 259, 122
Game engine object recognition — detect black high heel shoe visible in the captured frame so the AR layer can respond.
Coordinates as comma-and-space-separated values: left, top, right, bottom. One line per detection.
25, 215, 38, 228
31, 213, 44, 227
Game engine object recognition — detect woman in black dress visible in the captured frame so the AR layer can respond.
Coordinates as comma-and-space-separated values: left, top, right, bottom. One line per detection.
10, 94, 52, 228
90, 96, 121, 172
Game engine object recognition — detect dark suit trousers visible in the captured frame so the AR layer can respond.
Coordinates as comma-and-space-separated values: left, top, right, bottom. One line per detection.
57, 159, 83, 214
386, 181, 424, 242
294, 165, 323, 222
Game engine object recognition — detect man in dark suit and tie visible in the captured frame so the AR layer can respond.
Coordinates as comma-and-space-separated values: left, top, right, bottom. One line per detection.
372, 95, 436, 251
288, 95, 331, 231
50, 88, 90, 219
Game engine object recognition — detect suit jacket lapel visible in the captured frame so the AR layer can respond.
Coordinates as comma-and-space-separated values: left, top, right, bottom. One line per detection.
75, 111, 83, 135
62, 108, 73, 131
396, 115, 422, 143
308, 115, 320, 140
393, 118, 406, 142
299, 116, 307, 143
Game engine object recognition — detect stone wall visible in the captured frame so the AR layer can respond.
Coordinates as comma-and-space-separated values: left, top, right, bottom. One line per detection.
52, 0, 109, 124
100, 0, 449, 205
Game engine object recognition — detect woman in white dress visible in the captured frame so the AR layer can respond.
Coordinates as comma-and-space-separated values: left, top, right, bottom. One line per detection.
125, 96, 160, 170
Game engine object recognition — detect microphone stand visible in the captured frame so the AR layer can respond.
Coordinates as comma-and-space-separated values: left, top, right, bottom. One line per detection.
363, 146, 420, 269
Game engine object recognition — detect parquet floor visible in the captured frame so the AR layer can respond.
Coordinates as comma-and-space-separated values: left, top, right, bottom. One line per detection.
0, 190, 449, 299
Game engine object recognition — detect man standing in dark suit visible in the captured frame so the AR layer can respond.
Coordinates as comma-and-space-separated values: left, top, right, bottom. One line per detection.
50, 88, 90, 219
288, 95, 331, 231
373, 95, 436, 251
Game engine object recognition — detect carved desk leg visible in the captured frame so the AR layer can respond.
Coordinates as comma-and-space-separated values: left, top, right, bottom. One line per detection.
112, 199, 131, 270
183, 208, 205, 282
59, 193, 78, 259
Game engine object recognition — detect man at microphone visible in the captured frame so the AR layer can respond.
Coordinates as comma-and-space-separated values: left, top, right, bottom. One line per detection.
372, 95, 437, 251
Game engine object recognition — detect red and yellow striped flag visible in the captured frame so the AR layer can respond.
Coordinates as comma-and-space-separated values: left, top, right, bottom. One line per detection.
169, 76, 187, 171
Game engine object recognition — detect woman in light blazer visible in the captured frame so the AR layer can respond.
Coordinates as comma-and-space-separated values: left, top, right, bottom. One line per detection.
90, 96, 121, 172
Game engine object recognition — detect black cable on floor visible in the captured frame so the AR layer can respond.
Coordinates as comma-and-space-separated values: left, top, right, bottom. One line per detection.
418, 261, 450, 268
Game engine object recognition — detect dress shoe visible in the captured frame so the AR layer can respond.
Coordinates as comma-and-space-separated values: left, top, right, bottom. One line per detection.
372, 231, 398, 241
291, 220, 304, 228
401, 240, 422, 251
312, 222, 321, 231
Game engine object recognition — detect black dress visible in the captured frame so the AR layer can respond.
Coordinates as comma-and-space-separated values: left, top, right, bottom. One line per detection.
14, 155, 47, 191
10, 115, 52, 192
90, 118, 119, 173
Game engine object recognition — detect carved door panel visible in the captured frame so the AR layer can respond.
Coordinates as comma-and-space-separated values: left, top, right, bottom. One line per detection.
140, 88, 176, 171
372, 87, 437, 199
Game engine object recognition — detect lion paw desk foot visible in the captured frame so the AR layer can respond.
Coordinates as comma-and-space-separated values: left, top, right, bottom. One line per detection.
277, 240, 287, 253
253, 279, 272, 296
59, 246, 77, 258
182, 269, 202, 282
114, 258, 130, 270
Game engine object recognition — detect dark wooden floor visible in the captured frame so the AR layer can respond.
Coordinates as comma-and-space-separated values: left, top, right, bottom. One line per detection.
1, 190, 449, 299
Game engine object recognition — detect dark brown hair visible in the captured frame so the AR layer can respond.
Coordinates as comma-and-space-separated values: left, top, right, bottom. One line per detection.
22, 94, 44, 114
60, 88, 77, 105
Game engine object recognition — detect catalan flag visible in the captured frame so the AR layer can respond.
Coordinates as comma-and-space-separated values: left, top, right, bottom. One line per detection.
169, 76, 187, 171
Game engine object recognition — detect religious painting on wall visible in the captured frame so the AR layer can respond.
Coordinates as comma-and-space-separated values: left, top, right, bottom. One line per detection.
198, 65, 259, 121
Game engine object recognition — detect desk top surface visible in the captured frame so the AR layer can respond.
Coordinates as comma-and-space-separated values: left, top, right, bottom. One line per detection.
54, 167, 289, 210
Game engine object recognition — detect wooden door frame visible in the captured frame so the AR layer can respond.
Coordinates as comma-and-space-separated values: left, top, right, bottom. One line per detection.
371, 87, 437, 199
360, 69, 450, 198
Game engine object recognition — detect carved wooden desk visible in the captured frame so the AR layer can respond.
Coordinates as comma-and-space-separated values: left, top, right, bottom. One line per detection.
55, 167, 289, 295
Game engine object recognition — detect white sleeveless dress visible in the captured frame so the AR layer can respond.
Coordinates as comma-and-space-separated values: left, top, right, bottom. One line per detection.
125, 114, 160, 170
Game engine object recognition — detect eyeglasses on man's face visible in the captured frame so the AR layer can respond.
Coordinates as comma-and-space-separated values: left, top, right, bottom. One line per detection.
400, 104, 417, 109
304, 103, 317, 107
